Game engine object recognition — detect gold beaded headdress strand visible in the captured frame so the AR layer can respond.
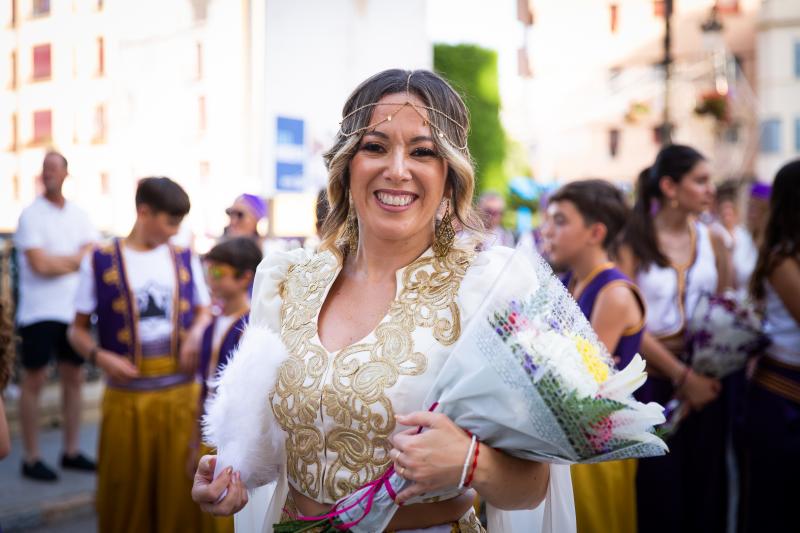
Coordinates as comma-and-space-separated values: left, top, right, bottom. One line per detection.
338, 72, 469, 151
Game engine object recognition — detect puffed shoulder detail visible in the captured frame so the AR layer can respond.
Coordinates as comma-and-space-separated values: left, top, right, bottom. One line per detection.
457, 245, 516, 320
249, 248, 316, 331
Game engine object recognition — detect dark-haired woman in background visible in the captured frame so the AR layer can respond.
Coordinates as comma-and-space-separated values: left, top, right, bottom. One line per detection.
618, 145, 732, 533
741, 160, 800, 533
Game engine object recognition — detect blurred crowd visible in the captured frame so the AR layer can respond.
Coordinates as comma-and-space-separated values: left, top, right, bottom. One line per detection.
0, 144, 798, 533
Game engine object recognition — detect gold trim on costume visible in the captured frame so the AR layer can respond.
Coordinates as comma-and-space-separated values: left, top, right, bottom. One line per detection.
272, 247, 475, 502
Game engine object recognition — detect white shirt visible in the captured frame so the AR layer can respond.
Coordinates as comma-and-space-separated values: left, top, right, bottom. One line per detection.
75, 243, 210, 356
14, 197, 98, 327
637, 223, 718, 338
764, 282, 800, 365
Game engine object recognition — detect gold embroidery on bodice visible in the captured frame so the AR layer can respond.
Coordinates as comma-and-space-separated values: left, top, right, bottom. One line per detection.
271, 247, 475, 502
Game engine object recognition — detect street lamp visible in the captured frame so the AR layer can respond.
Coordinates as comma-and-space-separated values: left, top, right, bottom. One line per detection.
659, 0, 674, 146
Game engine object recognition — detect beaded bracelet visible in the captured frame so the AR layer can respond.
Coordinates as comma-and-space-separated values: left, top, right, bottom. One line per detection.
458, 434, 478, 489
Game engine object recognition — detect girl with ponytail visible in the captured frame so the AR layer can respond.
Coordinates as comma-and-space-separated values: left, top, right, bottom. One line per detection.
618, 144, 733, 533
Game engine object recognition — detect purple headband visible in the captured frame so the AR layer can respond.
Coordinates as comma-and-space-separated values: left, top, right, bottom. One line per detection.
237, 194, 267, 220
749, 182, 771, 200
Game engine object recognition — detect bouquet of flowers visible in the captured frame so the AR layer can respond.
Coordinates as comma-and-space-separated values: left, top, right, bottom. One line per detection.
660, 290, 768, 436
687, 290, 767, 377
281, 244, 667, 533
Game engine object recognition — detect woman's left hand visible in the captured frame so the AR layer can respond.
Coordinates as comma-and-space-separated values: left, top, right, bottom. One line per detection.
390, 411, 472, 504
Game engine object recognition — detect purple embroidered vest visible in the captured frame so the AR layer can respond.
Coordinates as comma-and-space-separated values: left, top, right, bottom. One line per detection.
198, 313, 248, 405
92, 239, 196, 389
562, 266, 645, 370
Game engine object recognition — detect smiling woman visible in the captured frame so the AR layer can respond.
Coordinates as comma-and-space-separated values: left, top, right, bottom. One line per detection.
192, 70, 564, 533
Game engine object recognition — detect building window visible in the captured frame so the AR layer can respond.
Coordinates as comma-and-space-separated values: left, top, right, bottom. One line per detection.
100, 172, 110, 195
32, 0, 49, 17
198, 96, 206, 132
654, 0, 674, 17
608, 128, 620, 157
32, 44, 51, 81
517, 0, 534, 26
759, 119, 781, 154
93, 104, 106, 142
10, 50, 17, 88
196, 42, 203, 80
11, 113, 17, 150
716, 0, 739, 14
12, 175, 20, 200
795, 41, 800, 78
97, 37, 105, 76
795, 118, 800, 153
32, 109, 52, 144
609, 4, 619, 33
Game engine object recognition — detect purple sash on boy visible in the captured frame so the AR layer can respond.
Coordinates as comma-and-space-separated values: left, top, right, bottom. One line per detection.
561, 265, 645, 369
198, 313, 249, 405
92, 238, 196, 390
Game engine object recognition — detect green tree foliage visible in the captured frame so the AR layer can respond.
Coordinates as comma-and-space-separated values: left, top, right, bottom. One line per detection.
434, 43, 507, 194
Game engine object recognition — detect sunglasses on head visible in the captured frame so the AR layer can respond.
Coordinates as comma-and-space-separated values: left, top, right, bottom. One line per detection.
226, 208, 247, 220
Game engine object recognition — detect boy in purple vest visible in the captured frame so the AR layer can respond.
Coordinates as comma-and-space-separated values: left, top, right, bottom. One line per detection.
543, 179, 646, 533
191, 237, 262, 533
69, 177, 211, 533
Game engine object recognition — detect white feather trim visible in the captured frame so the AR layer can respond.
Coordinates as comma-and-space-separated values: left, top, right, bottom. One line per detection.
202, 324, 289, 489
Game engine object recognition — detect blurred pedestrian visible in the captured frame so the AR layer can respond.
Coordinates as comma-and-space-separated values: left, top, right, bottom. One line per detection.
745, 181, 771, 249
544, 179, 644, 533
712, 181, 757, 294
68, 177, 211, 533
223, 194, 267, 243
13, 151, 98, 481
619, 146, 732, 533
191, 237, 261, 533
0, 296, 13, 460
478, 192, 514, 247
741, 160, 800, 533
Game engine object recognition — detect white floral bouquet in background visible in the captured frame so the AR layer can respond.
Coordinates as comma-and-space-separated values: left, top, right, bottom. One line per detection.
280, 244, 667, 533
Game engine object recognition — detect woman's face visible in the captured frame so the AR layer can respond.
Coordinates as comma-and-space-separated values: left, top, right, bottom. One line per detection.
348, 92, 448, 249
226, 198, 259, 237
664, 160, 715, 215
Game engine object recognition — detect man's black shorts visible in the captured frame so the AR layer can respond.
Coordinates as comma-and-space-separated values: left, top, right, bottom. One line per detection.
18, 321, 85, 370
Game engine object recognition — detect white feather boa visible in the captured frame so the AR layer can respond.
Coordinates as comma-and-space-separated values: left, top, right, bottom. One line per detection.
202, 324, 289, 489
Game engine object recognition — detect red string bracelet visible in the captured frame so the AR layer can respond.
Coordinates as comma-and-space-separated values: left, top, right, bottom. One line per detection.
464, 440, 480, 487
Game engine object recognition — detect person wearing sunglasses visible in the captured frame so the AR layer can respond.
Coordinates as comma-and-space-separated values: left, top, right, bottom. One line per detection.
224, 194, 267, 241
478, 191, 515, 248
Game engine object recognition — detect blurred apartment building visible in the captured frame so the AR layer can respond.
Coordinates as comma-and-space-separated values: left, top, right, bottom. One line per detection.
0, 0, 430, 247
508, 0, 761, 184
756, 0, 800, 181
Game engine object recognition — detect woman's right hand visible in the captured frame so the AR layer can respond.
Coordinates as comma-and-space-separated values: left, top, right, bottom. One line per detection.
677, 370, 721, 411
191, 455, 249, 516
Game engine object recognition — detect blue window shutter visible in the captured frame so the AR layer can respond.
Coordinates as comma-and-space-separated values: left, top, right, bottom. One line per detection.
760, 119, 781, 154
795, 118, 800, 152
795, 42, 800, 78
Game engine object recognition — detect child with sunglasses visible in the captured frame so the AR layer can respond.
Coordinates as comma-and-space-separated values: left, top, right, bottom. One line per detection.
193, 237, 263, 533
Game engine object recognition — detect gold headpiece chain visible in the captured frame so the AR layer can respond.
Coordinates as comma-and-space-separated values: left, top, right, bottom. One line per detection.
338, 73, 469, 151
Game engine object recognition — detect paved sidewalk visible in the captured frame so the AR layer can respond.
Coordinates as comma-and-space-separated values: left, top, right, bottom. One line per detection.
0, 422, 98, 532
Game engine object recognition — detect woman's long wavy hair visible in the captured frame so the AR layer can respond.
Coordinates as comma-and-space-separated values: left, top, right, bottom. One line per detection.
624, 144, 706, 270
320, 69, 483, 257
749, 159, 800, 301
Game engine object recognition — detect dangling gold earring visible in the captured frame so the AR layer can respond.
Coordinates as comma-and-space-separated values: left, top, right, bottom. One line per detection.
345, 204, 359, 256
670, 198, 679, 209
433, 200, 455, 258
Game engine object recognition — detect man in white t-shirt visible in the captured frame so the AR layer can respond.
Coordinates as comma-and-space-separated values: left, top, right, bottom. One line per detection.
14, 151, 98, 482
